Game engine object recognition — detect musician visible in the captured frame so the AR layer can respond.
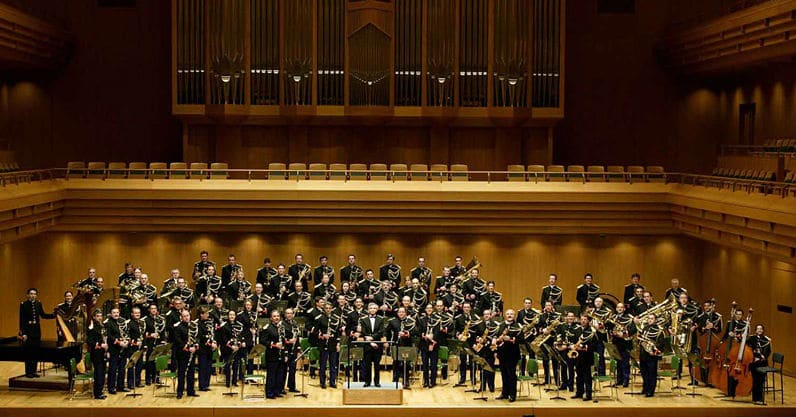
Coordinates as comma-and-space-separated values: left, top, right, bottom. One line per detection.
55, 290, 80, 343
315, 303, 342, 388
337, 281, 357, 308
623, 273, 643, 305
556, 311, 578, 392
125, 306, 145, 389
590, 297, 612, 376
476, 309, 499, 393
87, 309, 108, 399
174, 277, 195, 309
256, 258, 278, 289
433, 299, 454, 380
340, 254, 363, 284
374, 280, 399, 317
749, 324, 771, 405
312, 273, 337, 304
346, 298, 367, 381
197, 306, 217, 392
674, 292, 699, 380
541, 274, 563, 307
219, 309, 245, 388
441, 282, 464, 314
357, 269, 380, 303
192, 250, 215, 282
634, 291, 655, 316
269, 264, 292, 297
449, 256, 465, 279
260, 310, 285, 399
387, 307, 417, 387
304, 297, 325, 378
575, 273, 600, 310
335, 293, 354, 318
453, 301, 480, 385
399, 296, 417, 319
288, 253, 311, 290
119, 267, 142, 318
220, 254, 242, 293
608, 302, 634, 387
314, 255, 336, 286
249, 283, 272, 318
434, 267, 455, 299
195, 265, 222, 307
209, 296, 229, 328
462, 268, 486, 306
664, 278, 688, 300
536, 301, 561, 385
105, 307, 129, 394
405, 278, 428, 310
227, 269, 252, 312
288, 281, 312, 316
637, 313, 665, 397
281, 308, 301, 393
571, 314, 595, 401
723, 307, 746, 342
165, 297, 185, 371
144, 304, 166, 385
173, 309, 199, 398
239, 300, 258, 375
494, 309, 522, 402
131, 273, 157, 313
379, 254, 402, 288
358, 302, 385, 387
418, 304, 441, 388
410, 257, 432, 290
694, 299, 722, 386
19, 288, 56, 378
159, 269, 180, 303
478, 281, 503, 316
117, 262, 136, 287
75, 267, 99, 289
628, 287, 645, 315
517, 297, 539, 375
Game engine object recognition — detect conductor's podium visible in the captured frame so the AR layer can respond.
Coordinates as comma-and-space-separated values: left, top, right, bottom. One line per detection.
342, 381, 404, 405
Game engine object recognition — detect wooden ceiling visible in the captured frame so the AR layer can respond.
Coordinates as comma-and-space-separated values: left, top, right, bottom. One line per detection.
0, 2, 72, 71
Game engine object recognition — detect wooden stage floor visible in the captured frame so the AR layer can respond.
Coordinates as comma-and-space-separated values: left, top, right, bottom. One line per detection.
1, 362, 794, 417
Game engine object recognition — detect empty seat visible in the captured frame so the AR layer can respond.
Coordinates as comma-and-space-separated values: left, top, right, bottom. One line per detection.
390, 163, 409, 181
288, 163, 307, 180
507, 165, 526, 182
189, 162, 208, 180
149, 162, 168, 179
646, 165, 665, 182
627, 165, 644, 182
784, 172, 795, 183
8, 161, 19, 171
349, 163, 368, 181
546, 165, 565, 182
526, 165, 545, 182
329, 163, 347, 181
567, 165, 585, 182
209, 162, 229, 179
430, 164, 448, 181
308, 163, 327, 180
66, 161, 86, 179
169, 162, 188, 179
587, 165, 606, 182
409, 164, 429, 181
107, 162, 127, 179
0, 162, 8, 172
86, 162, 106, 179
369, 163, 388, 181
267, 163, 287, 180
606, 165, 625, 182
450, 164, 469, 181
128, 162, 148, 179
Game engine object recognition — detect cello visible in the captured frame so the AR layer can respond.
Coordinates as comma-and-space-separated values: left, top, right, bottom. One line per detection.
694, 299, 721, 384
709, 302, 737, 390
724, 308, 754, 398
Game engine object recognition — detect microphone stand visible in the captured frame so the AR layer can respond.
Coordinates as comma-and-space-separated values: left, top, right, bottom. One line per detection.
547, 345, 567, 401
293, 346, 312, 398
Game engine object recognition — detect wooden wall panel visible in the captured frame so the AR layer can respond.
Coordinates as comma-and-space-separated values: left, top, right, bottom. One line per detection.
0, 232, 701, 337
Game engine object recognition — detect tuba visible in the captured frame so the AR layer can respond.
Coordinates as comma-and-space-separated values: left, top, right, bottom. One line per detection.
636, 297, 678, 327
530, 318, 561, 356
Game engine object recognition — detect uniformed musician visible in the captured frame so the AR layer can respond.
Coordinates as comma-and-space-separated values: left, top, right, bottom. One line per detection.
637, 313, 665, 397
314, 255, 336, 286
356, 269, 380, 303
410, 257, 432, 290
693, 299, 722, 386
192, 250, 215, 283
249, 283, 272, 319
477, 309, 499, 393
517, 297, 539, 376
312, 273, 337, 305
104, 307, 129, 394
315, 303, 342, 388
86, 309, 108, 399
379, 254, 402, 288
173, 309, 199, 399
270, 264, 292, 300
218, 309, 245, 388
281, 308, 301, 393
494, 309, 522, 402
418, 303, 442, 388
664, 278, 688, 300
478, 281, 503, 316
260, 309, 285, 399
434, 266, 455, 299
126, 306, 145, 389
449, 256, 465, 280
131, 273, 157, 313
749, 324, 771, 405
541, 273, 563, 307
608, 302, 635, 387
556, 311, 578, 392
256, 258, 278, 289
589, 297, 612, 376
227, 268, 252, 312
462, 268, 487, 306
623, 273, 643, 305
55, 290, 80, 343
572, 314, 596, 401
19, 288, 56, 378
340, 254, 363, 284
196, 306, 217, 392
288, 253, 311, 291
536, 301, 561, 385
143, 304, 166, 385
575, 273, 600, 310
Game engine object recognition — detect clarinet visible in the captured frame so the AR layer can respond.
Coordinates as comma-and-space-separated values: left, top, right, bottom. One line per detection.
186, 320, 199, 365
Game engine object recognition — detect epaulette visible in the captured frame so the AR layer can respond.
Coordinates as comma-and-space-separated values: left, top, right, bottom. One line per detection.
103, 319, 109, 324
314, 313, 324, 321
577, 284, 584, 289
173, 322, 181, 327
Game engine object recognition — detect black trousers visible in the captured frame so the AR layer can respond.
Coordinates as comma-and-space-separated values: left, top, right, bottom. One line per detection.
23, 337, 41, 376
575, 359, 593, 396
616, 346, 631, 386
594, 339, 606, 376
176, 354, 196, 396
107, 352, 124, 392
480, 353, 496, 392
197, 351, 212, 390
125, 347, 142, 389
266, 360, 284, 398
421, 349, 438, 386
560, 357, 575, 390
640, 355, 659, 396
751, 361, 766, 402
284, 354, 297, 391
362, 349, 382, 385
498, 355, 518, 399
458, 352, 471, 384
91, 353, 106, 398
320, 350, 339, 387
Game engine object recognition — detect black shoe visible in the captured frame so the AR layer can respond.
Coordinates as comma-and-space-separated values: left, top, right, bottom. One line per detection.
645, 393, 654, 398
188, 393, 199, 397
374, 383, 381, 388
24, 374, 35, 378
199, 388, 210, 392
118, 388, 130, 393
320, 384, 326, 389
107, 390, 117, 395
422, 383, 429, 388
330, 385, 337, 389
570, 394, 582, 399
176, 395, 183, 399
623, 384, 629, 388
687, 381, 698, 386
288, 389, 300, 393
495, 396, 507, 400
363, 383, 371, 387
430, 384, 436, 388
558, 385, 567, 390
509, 397, 516, 402
266, 396, 276, 399
32, 374, 41, 378
136, 384, 145, 388
584, 395, 592, 401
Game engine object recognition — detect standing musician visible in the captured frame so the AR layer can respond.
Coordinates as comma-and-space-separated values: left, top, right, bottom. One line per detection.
209, 297, 229, 328
379, 254, 402, 288
281, 308, 301, 393
374, 280, 399, 317
556, 311, 578, 392
287, 281, 312, 316
434, 267, 455, 299
144, 304, 166, 385
478, 281, 503, 316
288, 253, 312, 291
405, 278, 429, 311
239, 300, 258, 375
449, 256, 465, 280
173, 309, 199, 399
476, 309, 499, 393
418, 304, 441, 388
19, 288, 56, 378
119, 267, 142, 318
634, 291, 655, 316
628, 287, 645, 315
227, 269, 252, 313
535, 301, 562, 385
312, 273, 337, 305
335, 294, 354, 318
337, 281, 358, 308
174, 278, 195, 309
694, 299, 722, 386
541, 273, 563, 307
589, 297, 612, 376
517, 297, 539, 376
665, 278, 688, 300
192, 250, 215, 283
576, 273, 600, 311
749, 324, 771, 405
75, 267, 100, 289
220, 254, 242, 296
346, 298, 367, 381
673, 292, 699, 379
441, 283, 464, 314
462, 269, 487, 307
623, 273, 643, 305
493, 309, 522, 402
126, 306, 145, 389
219, 310, 245, 388
358, 302, 385, 387
196, 306, 217, 392
607, 302, 635, 387
261, 310, 285, 399
105, 307, 129, 394
571, 314, 596, 401
159, 269, 180, 310
269, 264, 292, 298
356, 269, 380, 304
340, 254, 363, 285
164, 297, 184, 372
315, 303, 343, 389
256, 258, 278, 289
636, 313, 665, 397
117, 262, 136, 287
410, 257, 433, 290
249, 283, 272, 319
55, 290, 80, 343
455, 301, 480, 386
131, 274, 157, 314
387, 306, 417, 387
314, 255, 336, 286
433, 299, 455, 380
87, 309, 108, 399
724, 306, 748, 399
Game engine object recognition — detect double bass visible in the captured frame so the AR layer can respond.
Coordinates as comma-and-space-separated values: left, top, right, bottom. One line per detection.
709, 302, 737, 390
724, 308, 754, 398
694, 299, 720, 384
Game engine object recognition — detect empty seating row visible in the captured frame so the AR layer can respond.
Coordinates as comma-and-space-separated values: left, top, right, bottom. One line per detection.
66, 162, 229, 179
265, 163, 469, 181
0, 162, 21, 173
761, 138, 796, 153
711, 167, 777, 182
507, 165, 666, 182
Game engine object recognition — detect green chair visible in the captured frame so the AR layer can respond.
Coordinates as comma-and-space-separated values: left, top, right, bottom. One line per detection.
436, 346, 450, 384
517, 358, 542, 399
305, 347, 321, 382
68, 357, 94, 400
657, 355, 681, 395
211, 349, 226, 383
592, 353, 617, 400
153, 355, 178, 396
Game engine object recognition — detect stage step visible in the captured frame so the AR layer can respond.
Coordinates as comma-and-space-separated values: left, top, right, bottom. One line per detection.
342, 381, 404, 405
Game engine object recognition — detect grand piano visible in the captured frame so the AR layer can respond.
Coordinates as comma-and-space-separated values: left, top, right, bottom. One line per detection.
0, 337, 83, 389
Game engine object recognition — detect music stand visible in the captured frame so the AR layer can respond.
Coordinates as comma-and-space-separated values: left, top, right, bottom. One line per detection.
125, 350, 144, 398
686, 354, 703, 397
447, 340, 467, 386
148, 343, 172, 361
348, 340, 397, 389
344, 346, 364, 388
241, 344, 265, 399
461, 346, 481, 393
293, 346, 311, 398
546, 345, 567, 401
470, 354, 492, 401
222, 349, 239, 397
394, 346, 417, 390
625, 355, 645, 396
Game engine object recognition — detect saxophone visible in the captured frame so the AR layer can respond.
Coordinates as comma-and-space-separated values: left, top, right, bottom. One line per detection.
473, 323, 490, 353
530, 318, 562, 355
458, 319, 472, 342
491, 325, 510, 351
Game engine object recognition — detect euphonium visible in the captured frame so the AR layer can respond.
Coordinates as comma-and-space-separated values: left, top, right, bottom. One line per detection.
530, 318, 562, 355
636, 297, 678, 326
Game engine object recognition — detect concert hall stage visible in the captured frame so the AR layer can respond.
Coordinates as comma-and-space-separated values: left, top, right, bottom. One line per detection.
1, 363, 794, 417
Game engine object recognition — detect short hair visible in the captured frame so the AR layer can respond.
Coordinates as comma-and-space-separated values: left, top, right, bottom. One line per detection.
197, 306, 209, 315
631, 273, 641, 279
200, 250, 208, 256
134, 267, 142, 273
549, 273, 558, 279
277, 263, 286, 268
27, 288, 38, 294
584, 273, 593, 279
228, 254, 236, 258
455, 256, 462, 260
365, 269, 374, 274
295, 253, 304, 258
263, 257, 271, 264
320, 255, 328, 261
523, 297, 532, 303
487, 280, 496, 286
64, 290, 73, 297
367, 302, 378, 309
386, 254, 394, 260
